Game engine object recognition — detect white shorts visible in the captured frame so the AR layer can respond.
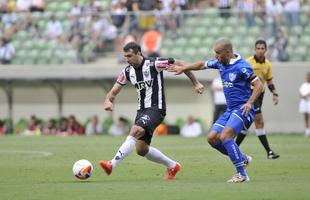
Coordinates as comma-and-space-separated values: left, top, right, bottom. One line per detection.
299, 99, 310, 113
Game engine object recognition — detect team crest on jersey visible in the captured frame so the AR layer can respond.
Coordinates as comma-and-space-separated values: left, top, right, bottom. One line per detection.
229, 73, 236, 82
143, 70, 150, 77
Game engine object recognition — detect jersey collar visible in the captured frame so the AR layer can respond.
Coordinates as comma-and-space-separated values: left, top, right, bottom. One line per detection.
254, 54, 265, 64
229, 53, 241, 65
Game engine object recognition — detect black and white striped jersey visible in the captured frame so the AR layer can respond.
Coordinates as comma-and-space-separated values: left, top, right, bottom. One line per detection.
116, 57, 173, 111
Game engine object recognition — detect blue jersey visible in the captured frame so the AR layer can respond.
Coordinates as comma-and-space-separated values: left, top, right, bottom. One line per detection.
205, 54, 254, 110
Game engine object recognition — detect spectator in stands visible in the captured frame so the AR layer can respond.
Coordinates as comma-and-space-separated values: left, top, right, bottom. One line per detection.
283, 0, 300, 27
110, 0, 127, 30
23, 115, 41, 136
167, 0, 181, 37
69, 0, 82, 17
110, 0, 127, 56
218, 0, 232, 18
153, 0, 168, 34
16, 0, 31, 12
88, 13, 117, 52
267, 28, 289, 62
45, 15, 63, 40
299, 72, 310, 137
83, 0, 98, 18
125, 0, 139, 34
242, 0, 255, 27
265, 0, 282, 39
0, 0, 8, 13
180, 115, 202, 138
0, 37, 15, 64
0, 119, 7, 135
30, 0, 45, 12
67, 115, 84, 135
141, 28, 162, 58
42, 119, 57, 135
57, 117, 69, 136
211, 77, 227, 123
108, 116, 130, 136
1, 5, 17, 30
85, 115, 103, 135
30, 23, 42, 40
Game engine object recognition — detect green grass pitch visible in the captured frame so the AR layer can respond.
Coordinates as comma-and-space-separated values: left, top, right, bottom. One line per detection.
0, 134, 309, 200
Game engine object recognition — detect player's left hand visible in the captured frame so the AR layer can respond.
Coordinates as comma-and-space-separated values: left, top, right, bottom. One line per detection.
273, 94, 279, 105
241, 102, 252, 116
194, 82, 204, 94
167, 64, 184, 75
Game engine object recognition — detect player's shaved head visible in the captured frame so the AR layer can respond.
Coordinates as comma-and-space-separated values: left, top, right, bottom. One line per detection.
214, 38, 233, 52
213, 38, 233, 65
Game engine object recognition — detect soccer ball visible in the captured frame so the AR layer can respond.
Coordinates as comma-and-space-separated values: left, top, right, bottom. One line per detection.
72, 159, 93, 180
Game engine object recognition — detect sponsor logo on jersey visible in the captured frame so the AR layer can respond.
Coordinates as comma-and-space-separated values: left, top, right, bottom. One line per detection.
117, 72, 126, 84
223, 81, 234, 87
229, 73, 236, 82
143, 70, 150, 77
135, 79, 154, 90
155, 60, 169, 68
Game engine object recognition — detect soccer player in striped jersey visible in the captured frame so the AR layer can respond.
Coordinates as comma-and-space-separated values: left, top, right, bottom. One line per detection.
99, 42, 204, 180
169, 38, 263, 183
235, 40, 280, 159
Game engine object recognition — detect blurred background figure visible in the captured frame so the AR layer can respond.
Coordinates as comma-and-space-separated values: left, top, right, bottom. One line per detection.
85, 115, 103, 135
67, 115, 85, 135
180, 115, 202, 138
0, 37, 15, 64
141, 28, 162, 58
23, 115, 41, 136
211, 77, 227, 123
108, 116, 129, 136
299, 72, 310, 137
154, 122, 168, 136
0, 119, 7, 135
42, 118, 57, 135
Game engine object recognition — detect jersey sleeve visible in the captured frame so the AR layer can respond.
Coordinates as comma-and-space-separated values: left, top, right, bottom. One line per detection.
265, 62, 273, 81
116, 69, 127, 86
154, 57, 175, 72
240, 63, 255, 82
204, 59, 219, 69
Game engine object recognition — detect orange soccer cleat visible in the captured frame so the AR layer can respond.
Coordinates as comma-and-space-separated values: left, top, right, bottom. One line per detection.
99, 160, 113, 175
166, 162, 181, 180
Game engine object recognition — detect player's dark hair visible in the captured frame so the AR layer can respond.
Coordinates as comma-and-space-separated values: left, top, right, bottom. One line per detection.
123, 42, 141, 54
255, 40, 267, 48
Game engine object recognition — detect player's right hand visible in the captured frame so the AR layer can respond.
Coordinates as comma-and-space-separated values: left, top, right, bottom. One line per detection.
104, 100, 113, 111
167, 64, 184, 75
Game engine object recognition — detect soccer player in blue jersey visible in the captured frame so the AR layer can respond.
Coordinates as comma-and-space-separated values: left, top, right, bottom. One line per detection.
169, 38, 263, 183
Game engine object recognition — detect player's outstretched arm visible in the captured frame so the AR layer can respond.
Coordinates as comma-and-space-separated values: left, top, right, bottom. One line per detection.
241, 77, 263, 115
104, 83, 123, 111
168, 61, 206, 75
267, 79, 279, 105
183, 71, 204, 94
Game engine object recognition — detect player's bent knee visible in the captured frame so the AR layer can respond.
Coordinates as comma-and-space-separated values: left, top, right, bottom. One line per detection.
129, 125, 145, 139
136, 146, 149, 156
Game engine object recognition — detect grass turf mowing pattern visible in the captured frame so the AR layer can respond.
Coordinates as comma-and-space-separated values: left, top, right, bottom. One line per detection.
0, 135, 309, 200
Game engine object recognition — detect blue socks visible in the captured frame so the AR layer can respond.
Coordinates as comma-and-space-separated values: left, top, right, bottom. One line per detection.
222, 139, 247, 176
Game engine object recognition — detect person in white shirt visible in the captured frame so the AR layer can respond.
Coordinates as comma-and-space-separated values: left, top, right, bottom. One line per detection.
85, 115, 103, 135
46, 15, 63, 39
0, 37, 15, 64
180, 115, 202, 138
211, 77, 227, 123
299, 72, 310, 137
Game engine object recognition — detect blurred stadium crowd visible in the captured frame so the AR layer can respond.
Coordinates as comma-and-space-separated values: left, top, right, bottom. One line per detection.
0, 0, 310, 65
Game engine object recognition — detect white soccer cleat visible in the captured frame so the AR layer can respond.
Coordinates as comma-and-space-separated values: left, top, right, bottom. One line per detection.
226, 173, 250, 183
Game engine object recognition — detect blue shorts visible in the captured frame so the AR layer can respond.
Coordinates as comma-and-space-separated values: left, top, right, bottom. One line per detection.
210, 107, 255, 135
